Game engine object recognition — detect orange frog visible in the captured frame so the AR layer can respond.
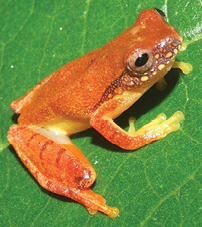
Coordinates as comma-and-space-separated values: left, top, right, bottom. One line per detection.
7, 8, 192, 218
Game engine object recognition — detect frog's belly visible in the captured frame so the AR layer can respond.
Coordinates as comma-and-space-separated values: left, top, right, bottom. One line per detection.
36, 117, 91, 136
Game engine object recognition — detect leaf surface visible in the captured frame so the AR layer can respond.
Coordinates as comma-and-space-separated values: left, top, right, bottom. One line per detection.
0, 0, 202, 226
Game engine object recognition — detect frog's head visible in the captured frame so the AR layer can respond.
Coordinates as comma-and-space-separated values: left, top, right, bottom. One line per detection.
121, 8, 182, 92
93, 8, 183, 110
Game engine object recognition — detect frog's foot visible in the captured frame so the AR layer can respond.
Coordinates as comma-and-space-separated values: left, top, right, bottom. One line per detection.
156, 77, 167, 91
125, 111, 184, 149
128, 111, 184, 139
172, 61, 193, 74
91, 105, 184, 150
7, 125, 119, 218
179, 42, 188, 51
74, 189, 119, 218
156, 59, 193, 91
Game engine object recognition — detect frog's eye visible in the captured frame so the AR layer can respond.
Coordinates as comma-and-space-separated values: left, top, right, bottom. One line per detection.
127, 49, 155, 74
154, 8, 166, 17
154, 8, 168, 22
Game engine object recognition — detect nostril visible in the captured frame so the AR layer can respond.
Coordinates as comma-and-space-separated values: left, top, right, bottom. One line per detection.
172, 27, 182, 41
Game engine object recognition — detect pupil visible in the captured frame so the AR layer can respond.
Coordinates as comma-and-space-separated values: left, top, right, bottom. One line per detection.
135, 53, 149, 67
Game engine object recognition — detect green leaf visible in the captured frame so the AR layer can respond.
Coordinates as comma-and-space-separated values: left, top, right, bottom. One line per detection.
1, 0, 202, 226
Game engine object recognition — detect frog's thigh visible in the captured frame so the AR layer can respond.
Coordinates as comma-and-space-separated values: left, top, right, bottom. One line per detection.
7, 125, 119, 217
7, 125, 111, 214
7, 125, 95, 189
90, 99, 184, 150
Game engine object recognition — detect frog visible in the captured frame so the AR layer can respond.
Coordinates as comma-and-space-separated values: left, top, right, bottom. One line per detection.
7, 8, 192, 218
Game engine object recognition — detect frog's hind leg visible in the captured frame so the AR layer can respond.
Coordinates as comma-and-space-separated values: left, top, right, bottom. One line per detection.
7, 125, 119, 218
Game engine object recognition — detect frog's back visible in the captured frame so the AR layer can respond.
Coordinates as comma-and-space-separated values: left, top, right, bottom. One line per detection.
15, 43, 123, 127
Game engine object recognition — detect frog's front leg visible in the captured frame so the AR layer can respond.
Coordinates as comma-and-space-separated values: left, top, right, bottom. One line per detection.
7, 125, 119, 218
90, 97, 184, 150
